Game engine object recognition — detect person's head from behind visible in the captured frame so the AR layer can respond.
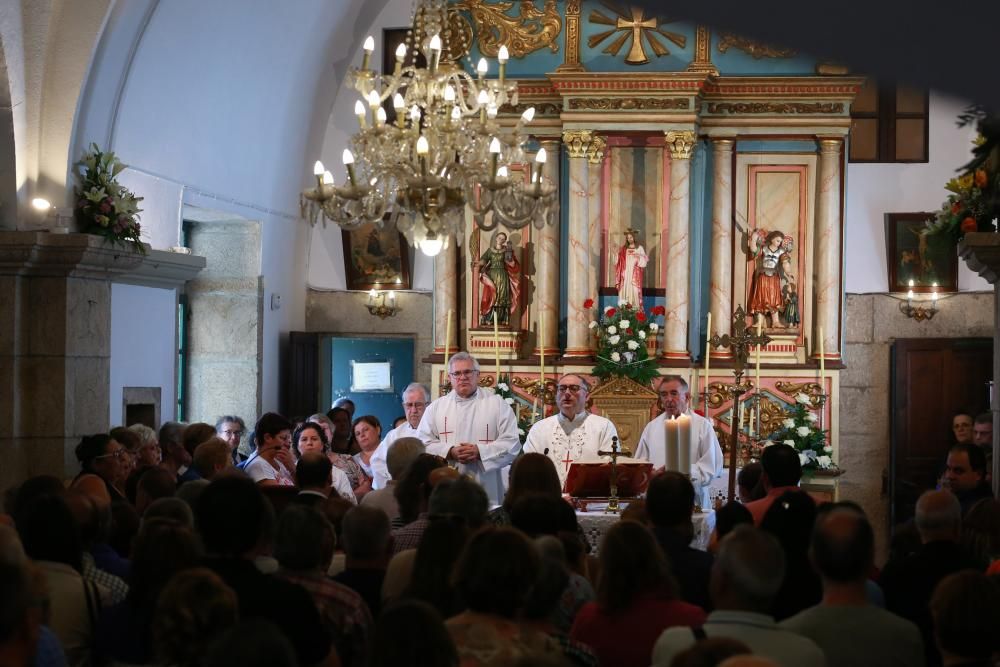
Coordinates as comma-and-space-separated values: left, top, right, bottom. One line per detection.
646, 471, 696, 529
712, 526, 786, 613
915, 489, 962, 543
331, 396, 356, 418
182, 423, 217, 462
306, 414, 336, 445
16, 494, 82, 571
386, 437, 425, 482
195, 476, 270, 558
295, 451, 332, 490
521, 545, 571, 623
453, 527, 539, 619
369, 600, 458, 667
597, 520, 675, 613
973, 412, 993, 447
428, 477, 490, 529
809, 507, 874, 585
709, 502, 754, 554
273, 504, 335, 573
504, 453, 561, 511
292, 421, 328, 458
394, 453, 448, 524
203, 619, 298, 667
930, 570, 1000, 663
136, 466, 177, 515
143, 497, 195, 528
952, 411, 974, 444
943, 443, 987, 494
159, 422, 189, 467
153, 567, 238, 667
192, 437, 232, 480
327, 407, 352, 442
130, 518, 203, 607
961, 499, 1000, 567
341, 506, 391, 564
111, 426, 141, 474
759, 490, 817, 556
509, 493, 578, 539
737, 462, 764, 503
760, 443, 802, 490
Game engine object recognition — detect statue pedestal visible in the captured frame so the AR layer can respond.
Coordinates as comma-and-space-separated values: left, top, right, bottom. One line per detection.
467, 328, 524, 361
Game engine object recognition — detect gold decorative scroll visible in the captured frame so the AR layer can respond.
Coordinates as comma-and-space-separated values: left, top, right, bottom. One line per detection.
452, 0, 562, 58
706, 102, 845, 115
588, 134, 607, 165
511, 376, 556, 405
568, 97, 689, 110
557, 0, 585, 72
758, 395, 791, 437
717, 32, 796, 59
500, 101, 562, 116
588, 3, 686, 65
664, 130, 696, 160
774, 381, 824, 407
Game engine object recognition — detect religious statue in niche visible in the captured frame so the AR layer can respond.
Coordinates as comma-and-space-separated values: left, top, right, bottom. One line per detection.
747, 229, 795, 329
478, 230, 521, 327
615, 228, 648, 308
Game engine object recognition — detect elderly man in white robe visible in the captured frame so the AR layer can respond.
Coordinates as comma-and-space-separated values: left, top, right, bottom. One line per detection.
635, 375, 723, 508
369, 382, 430, 489
522, 373, 619, 490
418, 352, 521, 504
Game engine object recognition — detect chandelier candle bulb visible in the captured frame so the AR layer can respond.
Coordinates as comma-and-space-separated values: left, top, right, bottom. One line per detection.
375, 107, 387, 128
354, 100, 367, 129
677, 413, 692, 474
361, 35, 374, 71
478, 90, 489, 123
533, 148, 546, 194
477, 57, 488, 80
388, 291, 396, 305
322, 171, 334, 186
428, 34, 441, 73
342, 149, 357, 187
393, 94, 406, 128
416, 135, 429, 178
489, 137, 501, 185
313, 160, 325, 188
496, 166, 508, 179
443, 85, 455, 103
497, 45, 509, 86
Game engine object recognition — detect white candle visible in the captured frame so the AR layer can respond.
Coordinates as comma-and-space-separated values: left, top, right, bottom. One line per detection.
755, 321, 762, 394
704, 312, 711, 390
539, 313, 545, 384
493, 311, 501, 382
677, 413, 692, 475
818, 326, 825, 379
664, 416, 680, 472
444, 309, 452, 375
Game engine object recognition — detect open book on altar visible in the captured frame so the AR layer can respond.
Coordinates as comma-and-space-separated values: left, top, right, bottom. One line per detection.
563, 459, 654, 498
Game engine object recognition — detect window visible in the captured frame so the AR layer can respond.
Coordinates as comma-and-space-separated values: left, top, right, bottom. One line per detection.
849, 79, 928, 163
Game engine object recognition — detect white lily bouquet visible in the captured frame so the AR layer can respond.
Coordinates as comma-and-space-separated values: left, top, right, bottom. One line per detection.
493, 374, 531, 444
767, 392, 835, 470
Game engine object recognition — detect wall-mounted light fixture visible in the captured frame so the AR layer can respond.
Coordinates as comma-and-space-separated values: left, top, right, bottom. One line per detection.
366, 289, 398, 319
899, 279, 939, 321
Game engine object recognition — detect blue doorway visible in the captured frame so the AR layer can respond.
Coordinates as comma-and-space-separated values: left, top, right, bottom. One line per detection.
328, 336, 415, 433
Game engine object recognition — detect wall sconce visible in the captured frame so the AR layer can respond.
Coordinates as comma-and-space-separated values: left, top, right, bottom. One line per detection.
366, 289, 399, 319
899, 280, 939, 322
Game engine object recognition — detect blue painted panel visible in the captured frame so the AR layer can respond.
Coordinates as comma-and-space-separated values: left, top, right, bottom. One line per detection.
689, 140, 712, 362
579, 11, 695, 74
330, 337, 414, 434
737, 140, 818, 153
711, 33, 817, 75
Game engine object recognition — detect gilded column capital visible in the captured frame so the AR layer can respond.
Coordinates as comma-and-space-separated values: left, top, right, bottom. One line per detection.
665, 130, 697, 160
563, 130, 594, 159
710, 137, 735, 150
818, 137, 843, 155
588, 135, 607, 165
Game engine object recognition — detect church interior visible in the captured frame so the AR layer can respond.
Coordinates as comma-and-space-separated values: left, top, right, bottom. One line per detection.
3, 2, 1000, 662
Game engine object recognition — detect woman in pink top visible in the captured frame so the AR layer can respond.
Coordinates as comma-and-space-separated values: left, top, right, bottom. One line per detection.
570, 521, 706, 667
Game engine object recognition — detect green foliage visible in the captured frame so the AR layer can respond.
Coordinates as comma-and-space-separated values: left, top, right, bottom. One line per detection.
586, 301, 663, 386
74, 143, 145, 254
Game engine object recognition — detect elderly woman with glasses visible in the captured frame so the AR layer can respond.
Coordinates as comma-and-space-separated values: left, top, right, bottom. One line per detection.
74, 433, 130, 500
521, 373, 619, 490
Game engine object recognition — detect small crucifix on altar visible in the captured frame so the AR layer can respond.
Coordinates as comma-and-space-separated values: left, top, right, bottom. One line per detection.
597, 435, 632, 514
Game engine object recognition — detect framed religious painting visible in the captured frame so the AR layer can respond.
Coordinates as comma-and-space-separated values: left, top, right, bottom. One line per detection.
884, 212, 957, 293
342, 218, 412, 291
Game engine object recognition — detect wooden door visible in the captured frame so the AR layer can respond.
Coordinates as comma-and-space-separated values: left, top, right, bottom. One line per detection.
890, 338, 992, 526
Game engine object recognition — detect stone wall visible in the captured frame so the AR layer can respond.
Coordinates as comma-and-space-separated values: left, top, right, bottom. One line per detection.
305, 290, 434, 385
840, 291, 995, 563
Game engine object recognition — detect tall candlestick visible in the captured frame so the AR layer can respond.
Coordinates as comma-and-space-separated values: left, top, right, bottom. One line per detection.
755, 321, 762, 394
539, 313, 545, 382
818, 327, 825, 379
704, 312, 712, 408
444, 309, 453, 376
493, 311, 501, 382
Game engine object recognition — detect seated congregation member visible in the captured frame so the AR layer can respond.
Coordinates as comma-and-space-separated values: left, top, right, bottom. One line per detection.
738, 461, 766, 503
880, 489, 978, 666
96, 518, 203, 665
180, 422, 217, 483
361, 436, 425, 521
215, 415, 248, 464
448, 528, 565, 665
391, 453, 449, 552
961, 498, 1000, 570
708, 501, 754, 554
73, 433, 129, 502
158, 421, 192, 484
651, 526, 825, 667
972, 412, 993, 473
419, 352, 521, 504
274, 505, 373, 667
369, 600, 459, 667
780, 505, 923, 667
636, 376, 724, 508
646, 471, 714, 611
63, 489, 129, 605
334, 506, 391, 616
522, 374, 618, 489
327, 406, 356, 455
152, 568, 239, 667
929, 571, 1000, 667
332, 397, 356, 419
110, 426, 141, 477
0, 560, 43, 667
293, 423, 356, 502
134, 466, 177, 516
743, 443, 806, 525
351, 415, 380, 492
951, 410, 974, 445
941, 442, 993, 515
571, 520, 706, 667
203, 619, 299, 667
370, 383, 430, 489
489, 452, 562, 526
192, 437, 234, 480
128, 423, 161, 467
243, 413, 296, 487
760, 491, 822, 620
196, 476, 335, 667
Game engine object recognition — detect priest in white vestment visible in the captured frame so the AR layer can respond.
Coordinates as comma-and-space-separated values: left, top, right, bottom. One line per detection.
418, 352, 521, 504
635, 375, 723, 508
522, 373, 619, 489
370, 382, 430, 489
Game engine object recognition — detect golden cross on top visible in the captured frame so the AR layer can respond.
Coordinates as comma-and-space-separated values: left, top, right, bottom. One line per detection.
709, 305, 772, 375
588, 2, 686, 65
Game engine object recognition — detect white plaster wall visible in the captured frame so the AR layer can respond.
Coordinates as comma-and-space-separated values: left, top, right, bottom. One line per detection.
845, 91, 989, 293
109, 282, 176, 425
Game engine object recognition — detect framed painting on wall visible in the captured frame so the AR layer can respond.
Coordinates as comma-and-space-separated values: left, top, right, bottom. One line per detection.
342, 219, 412, 291
885, 212, 957, 292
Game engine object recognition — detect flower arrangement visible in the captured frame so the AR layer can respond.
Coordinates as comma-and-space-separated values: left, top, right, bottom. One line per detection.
767, 392, 834, 470
924, 107, 1000, 244
585, 299, 664, 385
493, 374, 531, 443
75, 143, 145, 253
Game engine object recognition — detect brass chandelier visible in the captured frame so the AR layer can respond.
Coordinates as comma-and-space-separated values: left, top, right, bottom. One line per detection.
301, 0, 556, 256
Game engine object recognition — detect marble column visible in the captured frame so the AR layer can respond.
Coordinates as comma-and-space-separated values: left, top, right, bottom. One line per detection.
663, 130, 696, 360
433, 238, 458, 360
586, 136, 606, 323
562, 130, 596, 358
534, 138, 561, 359
814, 137, 844, 365
709, 137, 734, 356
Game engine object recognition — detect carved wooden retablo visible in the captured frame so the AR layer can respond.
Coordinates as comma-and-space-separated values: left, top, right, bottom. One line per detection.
587, 376, 658, 455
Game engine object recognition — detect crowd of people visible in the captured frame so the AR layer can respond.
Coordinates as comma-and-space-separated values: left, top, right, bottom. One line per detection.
1, 353, 999, 667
